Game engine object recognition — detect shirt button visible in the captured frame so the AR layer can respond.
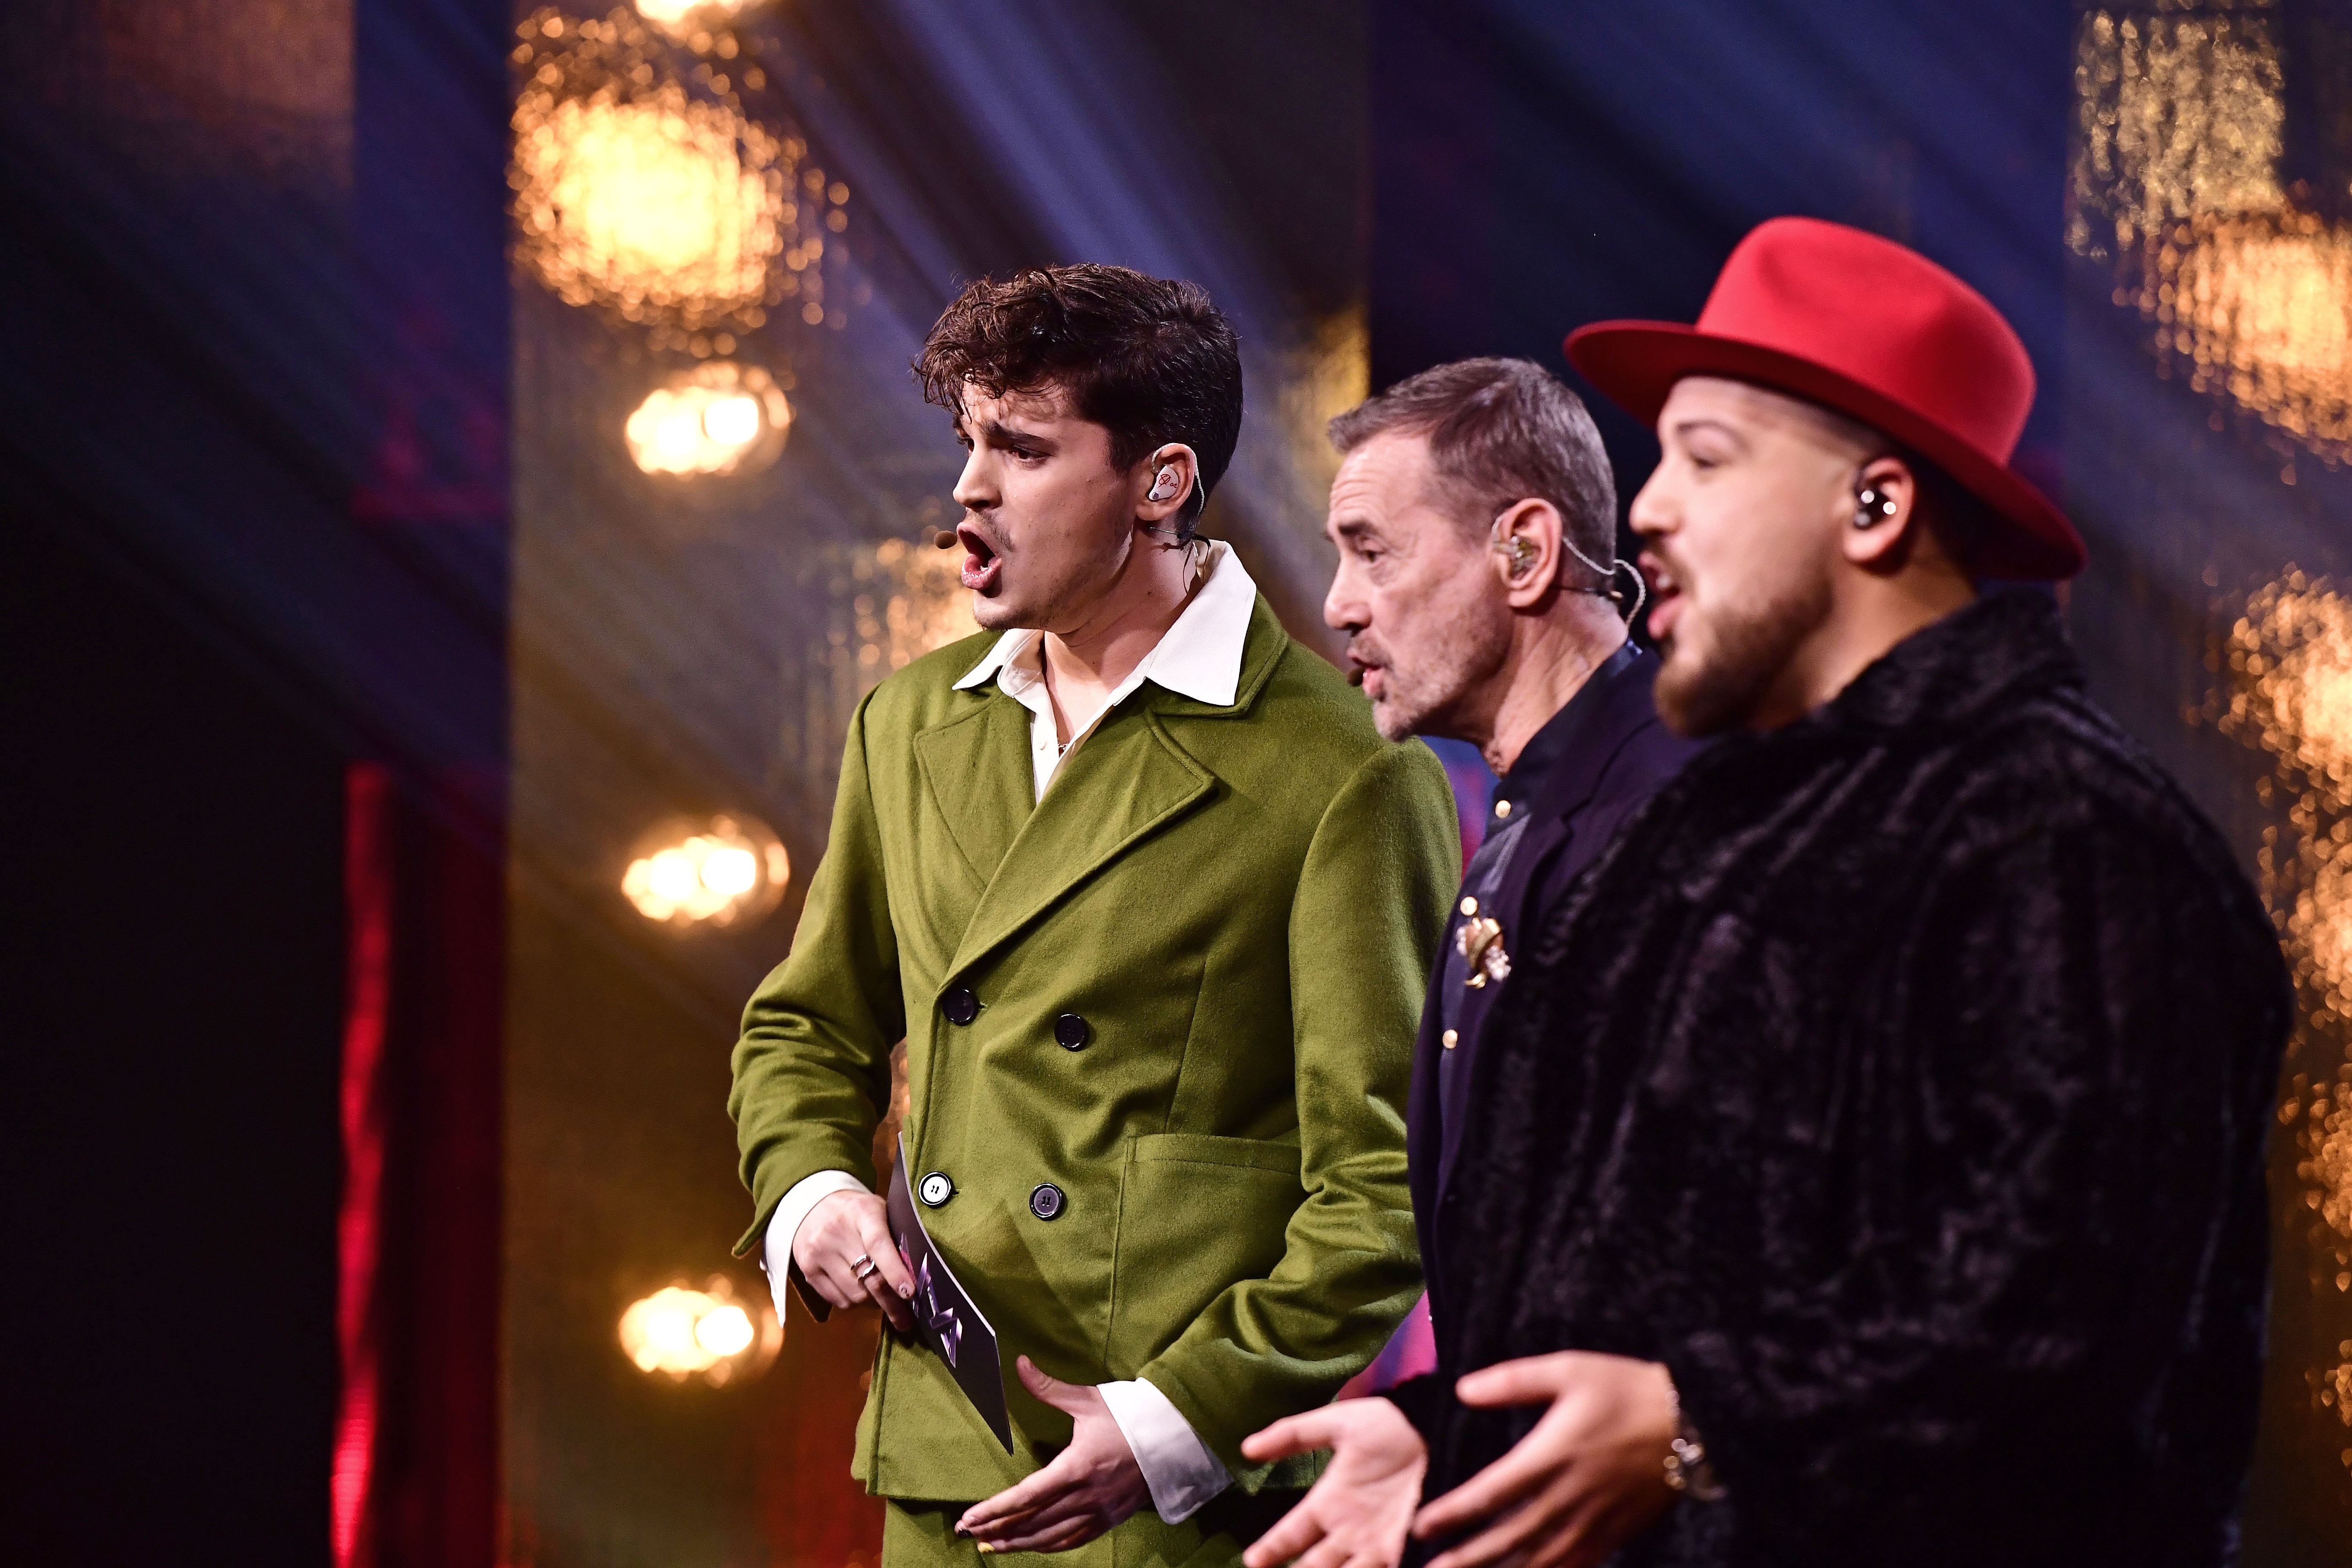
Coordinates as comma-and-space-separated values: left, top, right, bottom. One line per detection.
1054, 1013, 1092, 1051
942, 985, 980, 1026
1494, 799, 1512, 819
1029, 1183, 1066, 1220
1459, 896, 1478, 917
919, 1171, 956, 1207
1441, 1028, 1459, 1049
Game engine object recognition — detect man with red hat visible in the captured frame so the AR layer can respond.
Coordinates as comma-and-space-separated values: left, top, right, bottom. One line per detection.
1239, 218, 2292, 1568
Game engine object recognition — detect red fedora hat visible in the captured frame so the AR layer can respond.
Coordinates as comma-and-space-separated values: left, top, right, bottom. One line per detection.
1564, 217, 2085, 580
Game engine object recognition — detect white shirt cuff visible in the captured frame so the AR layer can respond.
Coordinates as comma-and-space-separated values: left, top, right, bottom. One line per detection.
759, 1168, 871, 1321
1099, 1377, 1232, 1523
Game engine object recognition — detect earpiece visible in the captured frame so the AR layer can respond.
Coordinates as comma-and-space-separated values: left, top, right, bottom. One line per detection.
1146, 466, 1181, 503
1489, 509, 1647, 624
1854, 484, 1898, 528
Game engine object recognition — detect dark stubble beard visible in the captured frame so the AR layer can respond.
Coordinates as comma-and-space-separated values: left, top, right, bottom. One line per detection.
1652, 566, 1833, 737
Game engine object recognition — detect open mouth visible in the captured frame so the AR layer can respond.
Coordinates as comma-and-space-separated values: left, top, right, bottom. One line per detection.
1344, 644, 1383, 694
1639, 553, 1681, 642
957, 522, 1002, 593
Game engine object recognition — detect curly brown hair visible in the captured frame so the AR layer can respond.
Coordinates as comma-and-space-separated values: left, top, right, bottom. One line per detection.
915, 264, 1243, 536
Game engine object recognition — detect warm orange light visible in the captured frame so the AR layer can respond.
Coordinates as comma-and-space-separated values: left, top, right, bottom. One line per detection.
514, 84, 784, 330
2072, 8, 2284, 253
2221, 575, 2352, 1225
618, 1278, 779, 1385
2071, 9, 2352, 462
2163, 213, 2352, 460
509, 8, 852, 346
623, 361, 792, 476
849, 538, 981, 679
636, 0, 757, 24
622, 813, 789, 927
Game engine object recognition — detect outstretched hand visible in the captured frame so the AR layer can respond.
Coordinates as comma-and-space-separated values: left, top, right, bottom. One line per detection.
1240, 1397, 1428, 1568
1412, 1352, 1679, 1568
957, 1358, 1151, 1554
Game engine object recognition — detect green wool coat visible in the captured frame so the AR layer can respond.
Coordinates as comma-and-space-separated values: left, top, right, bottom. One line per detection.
729, 594, 1458, 1504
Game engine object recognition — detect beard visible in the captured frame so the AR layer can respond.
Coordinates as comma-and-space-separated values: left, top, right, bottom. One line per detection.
1652, 564, 1832, 737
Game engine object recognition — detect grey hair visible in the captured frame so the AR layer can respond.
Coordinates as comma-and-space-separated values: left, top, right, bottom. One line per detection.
1329, 357, 1617, 591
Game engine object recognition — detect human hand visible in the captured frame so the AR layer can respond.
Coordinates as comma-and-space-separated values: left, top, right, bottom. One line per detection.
1239, 1396, 1428, 1568
1411, 1353, 1679, 1568
790, 1189, 916, 1331
957, 1358, 1152, 1553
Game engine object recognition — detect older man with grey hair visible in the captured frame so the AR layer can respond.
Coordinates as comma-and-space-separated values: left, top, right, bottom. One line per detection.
1240, 357, 1704, 1566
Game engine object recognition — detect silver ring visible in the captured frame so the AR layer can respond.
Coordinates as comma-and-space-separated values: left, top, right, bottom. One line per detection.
852, 1255, 879, 1280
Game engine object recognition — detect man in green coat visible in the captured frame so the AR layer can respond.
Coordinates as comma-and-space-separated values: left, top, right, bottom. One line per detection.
729, 264, 1459, 1568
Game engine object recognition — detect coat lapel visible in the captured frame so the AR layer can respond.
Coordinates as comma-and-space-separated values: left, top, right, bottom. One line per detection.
913, 695, 1036, 893
947, 702, 1213, 976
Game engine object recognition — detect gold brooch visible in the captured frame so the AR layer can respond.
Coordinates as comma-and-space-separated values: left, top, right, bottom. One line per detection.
1458, 915, 1511, 989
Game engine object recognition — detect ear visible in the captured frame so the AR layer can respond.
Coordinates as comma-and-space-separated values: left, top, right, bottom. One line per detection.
1840, 454, 1919, 572
1135, 442, 1200, 528
1490, 498, 1565, 610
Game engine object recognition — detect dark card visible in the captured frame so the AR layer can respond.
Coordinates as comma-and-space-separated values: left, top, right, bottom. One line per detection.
887, 1135, 1013, 1452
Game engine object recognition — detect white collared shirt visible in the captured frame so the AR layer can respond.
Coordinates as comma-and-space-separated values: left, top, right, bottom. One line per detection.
950, 540, 1255, 800
761, 542, 1253, 1522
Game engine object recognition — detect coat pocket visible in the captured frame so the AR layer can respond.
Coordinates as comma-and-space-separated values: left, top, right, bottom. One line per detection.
1106, 1133, 1304, 1374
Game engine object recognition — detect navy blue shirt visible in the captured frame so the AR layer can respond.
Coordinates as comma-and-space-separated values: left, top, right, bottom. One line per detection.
1406, 641, 1703, 1325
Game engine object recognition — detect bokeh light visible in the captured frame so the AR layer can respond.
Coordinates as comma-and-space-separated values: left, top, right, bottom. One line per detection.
513, 81, 783, 332
2073, 8, 2352, 463
509, 8, 850, 347
2224, 574, 2352, 809
2217, 572, 2352, 1471
623, 360, 792, 476
621, 813, 789, 926
635, 0, 757, 29
836, 536, 979, 680
2142, 210, 2352, 462
618, 1278, 779, 1385
2072, 7, 2284, 253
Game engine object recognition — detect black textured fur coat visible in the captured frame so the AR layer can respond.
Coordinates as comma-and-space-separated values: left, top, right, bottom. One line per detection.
1397, 592, 2292, 1567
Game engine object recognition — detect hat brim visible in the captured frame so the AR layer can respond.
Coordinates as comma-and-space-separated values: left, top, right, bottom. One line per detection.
1565, 321, 2085, 581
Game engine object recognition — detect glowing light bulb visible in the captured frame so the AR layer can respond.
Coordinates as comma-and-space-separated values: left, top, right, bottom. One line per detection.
694, 1304, 755, 1356
511, 6, 853, 344
635, 0, 755, 28
618, 1279, 779, 1385
700, 845, 758, 896
623, 362, 791, 477
702, 394, 762, 446
622, 814, 789, 926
